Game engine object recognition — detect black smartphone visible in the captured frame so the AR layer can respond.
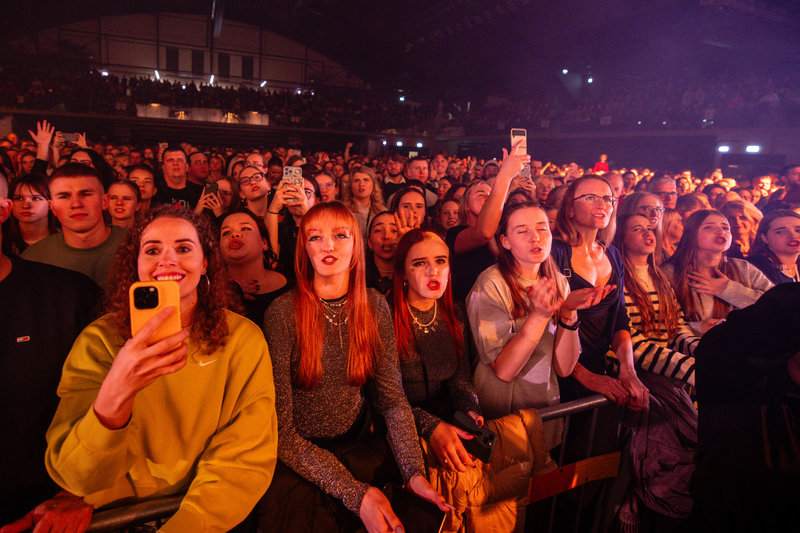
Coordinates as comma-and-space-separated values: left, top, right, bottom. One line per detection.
203, 182, 218, 196
453, 411, 496, 464
382, 483, 445, 533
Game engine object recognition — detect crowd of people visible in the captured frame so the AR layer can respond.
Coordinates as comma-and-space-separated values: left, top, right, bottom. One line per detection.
4, 57, 800, 136
1, 119, 800, 533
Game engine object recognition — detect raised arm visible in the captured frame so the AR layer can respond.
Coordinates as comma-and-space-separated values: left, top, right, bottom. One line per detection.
453, 141, 530, 254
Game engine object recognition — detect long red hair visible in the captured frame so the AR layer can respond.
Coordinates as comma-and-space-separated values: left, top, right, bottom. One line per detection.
391, 229, 464, 360
294, 202, 380, 389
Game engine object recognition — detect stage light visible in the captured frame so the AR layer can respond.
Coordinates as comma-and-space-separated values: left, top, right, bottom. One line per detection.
562, 69, 568, 75
260, 80, 267, 88
396, 141, 403, 147
209, 74, 215, 84
587, 77, 594, 84
382, 140, 387, 146
416, 142, 423, 148
154, 70, 160, 80
399, 96, 405, 102
746, 145, 761, 153
100, 70, 109, 77
717, 145, 730, 153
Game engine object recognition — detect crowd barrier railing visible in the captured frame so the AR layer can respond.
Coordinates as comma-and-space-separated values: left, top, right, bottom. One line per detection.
85, 394, 619, 532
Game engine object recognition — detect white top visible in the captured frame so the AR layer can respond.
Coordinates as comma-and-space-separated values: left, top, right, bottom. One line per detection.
466, 264, 570, 449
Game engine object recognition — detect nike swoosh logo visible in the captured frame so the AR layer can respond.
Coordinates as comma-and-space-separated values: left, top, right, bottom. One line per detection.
197, 359, 218, 367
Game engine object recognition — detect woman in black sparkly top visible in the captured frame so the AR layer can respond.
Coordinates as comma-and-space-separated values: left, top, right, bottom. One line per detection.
256, 202, 447, 533
391, 229, 482, 470
391, 228, 558, 532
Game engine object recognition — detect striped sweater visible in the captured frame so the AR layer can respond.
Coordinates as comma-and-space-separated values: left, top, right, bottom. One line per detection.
624, 265, 699, 386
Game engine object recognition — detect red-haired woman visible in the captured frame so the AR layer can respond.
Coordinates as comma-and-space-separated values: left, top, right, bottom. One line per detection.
257, 202, 447, 533
393, 226, 559, 532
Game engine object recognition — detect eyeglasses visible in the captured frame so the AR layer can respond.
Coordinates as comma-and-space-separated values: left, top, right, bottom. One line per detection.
574, 193, 617, 207
638, 206, 664, 217
656, 191, 678, 198
239, 173, 265, 186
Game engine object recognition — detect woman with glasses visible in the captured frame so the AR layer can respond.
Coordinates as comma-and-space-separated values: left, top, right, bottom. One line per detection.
618, 192, 668, 263
552, 176, 648, 409
238, 165, 271, 221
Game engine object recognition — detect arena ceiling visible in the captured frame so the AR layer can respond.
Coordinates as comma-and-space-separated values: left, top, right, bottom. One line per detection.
3, 0, 800, 99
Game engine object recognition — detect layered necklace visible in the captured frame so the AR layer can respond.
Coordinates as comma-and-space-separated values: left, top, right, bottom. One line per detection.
320, 297, 348, 348
408, 300, 438, 335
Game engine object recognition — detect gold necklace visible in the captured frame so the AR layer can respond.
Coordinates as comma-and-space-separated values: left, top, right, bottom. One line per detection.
408, 301, 437, 334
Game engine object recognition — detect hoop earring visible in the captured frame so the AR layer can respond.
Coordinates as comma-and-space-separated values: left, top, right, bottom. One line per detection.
199, 274, 211, 296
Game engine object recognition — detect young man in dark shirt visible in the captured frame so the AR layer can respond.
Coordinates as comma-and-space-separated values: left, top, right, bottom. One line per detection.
0, 171, 100, 531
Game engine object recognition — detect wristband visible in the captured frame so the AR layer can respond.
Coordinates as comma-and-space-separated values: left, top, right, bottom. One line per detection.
558, 317, 580, 331
267, 210, 281, 215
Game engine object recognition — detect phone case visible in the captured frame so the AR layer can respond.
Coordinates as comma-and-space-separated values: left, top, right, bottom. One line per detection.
453, 411, 496, 463
129, 281, 182, 343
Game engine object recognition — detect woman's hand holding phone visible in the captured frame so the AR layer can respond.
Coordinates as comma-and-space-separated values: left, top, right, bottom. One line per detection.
93, 307, 189, 429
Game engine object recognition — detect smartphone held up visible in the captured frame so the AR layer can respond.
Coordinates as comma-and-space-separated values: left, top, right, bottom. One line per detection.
129, 281, 182, 344
510, 128, 531, 180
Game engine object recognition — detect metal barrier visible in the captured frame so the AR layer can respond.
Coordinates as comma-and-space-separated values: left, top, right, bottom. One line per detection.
85, 395, 618, 532
532, 394, 621, 533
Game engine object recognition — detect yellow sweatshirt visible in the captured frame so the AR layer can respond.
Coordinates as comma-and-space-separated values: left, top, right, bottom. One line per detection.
45, 310, 277, 532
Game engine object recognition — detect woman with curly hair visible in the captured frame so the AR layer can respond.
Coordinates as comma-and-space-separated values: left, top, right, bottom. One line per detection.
45, 206, 278, 532
341, 165, 386, 238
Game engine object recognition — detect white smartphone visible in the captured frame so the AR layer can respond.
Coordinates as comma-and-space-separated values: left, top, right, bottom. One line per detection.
510, 128, 527, 155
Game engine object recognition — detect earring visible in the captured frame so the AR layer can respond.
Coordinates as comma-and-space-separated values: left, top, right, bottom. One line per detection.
199, 274, 211, 296
402, 280, 409, 290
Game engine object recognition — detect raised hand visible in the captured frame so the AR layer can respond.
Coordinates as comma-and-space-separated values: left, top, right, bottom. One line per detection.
27, 120, 55, 148
497, 140, 531, 181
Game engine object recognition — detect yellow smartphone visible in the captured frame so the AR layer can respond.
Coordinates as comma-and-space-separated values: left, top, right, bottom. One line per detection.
129, 281, 182, 344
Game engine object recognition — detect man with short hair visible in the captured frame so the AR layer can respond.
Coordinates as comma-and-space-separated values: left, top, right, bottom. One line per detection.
780, 164, 800, 188
22, 163, 127, 287
154, 146, 203, 209
604, 172, 625, 200
405, 157, 437, 207
382, 154, 406, 202
647, 175, 679, 209
187, 152, 210, 186
129, 149, 143, 166
0, 170, 99, 531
